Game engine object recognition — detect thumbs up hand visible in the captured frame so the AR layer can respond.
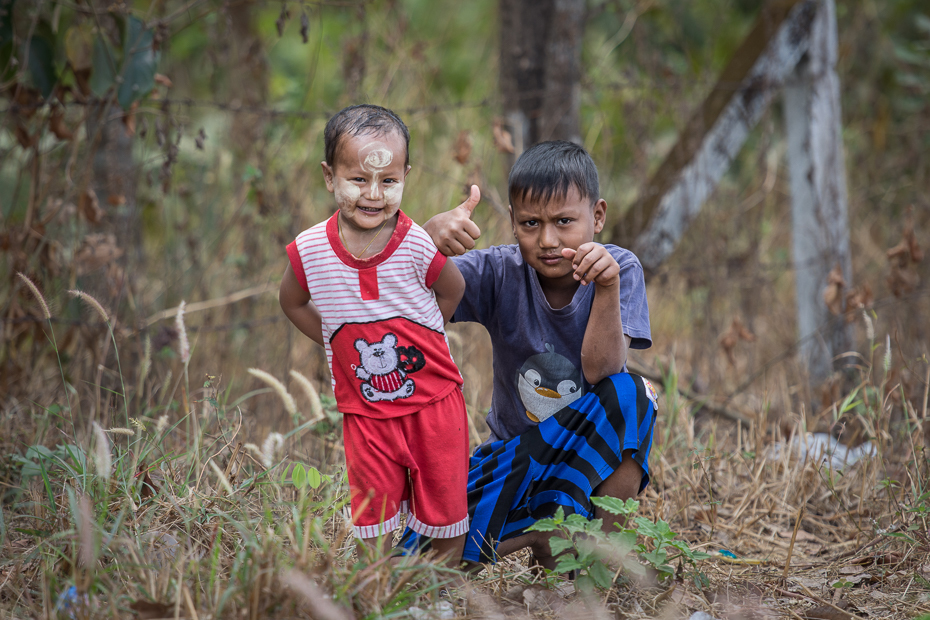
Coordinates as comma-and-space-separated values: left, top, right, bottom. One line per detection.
425, 185, 482, 256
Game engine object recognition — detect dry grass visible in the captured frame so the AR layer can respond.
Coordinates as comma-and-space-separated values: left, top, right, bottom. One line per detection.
1, 278, 928, 619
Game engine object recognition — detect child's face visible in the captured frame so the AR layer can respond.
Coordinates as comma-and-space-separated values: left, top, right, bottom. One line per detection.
321, 131, 411, 231
510, 186, 607, 288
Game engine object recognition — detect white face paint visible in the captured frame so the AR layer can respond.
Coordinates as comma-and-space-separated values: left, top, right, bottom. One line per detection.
358, 141, 394, 201
333, 176, 361, 211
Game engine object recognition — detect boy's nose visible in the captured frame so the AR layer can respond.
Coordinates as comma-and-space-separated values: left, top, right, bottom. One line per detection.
539, 225, 559, 248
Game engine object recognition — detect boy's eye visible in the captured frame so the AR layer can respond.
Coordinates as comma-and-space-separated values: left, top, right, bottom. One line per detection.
558, 218, 573, 225
523, 220, 538, 227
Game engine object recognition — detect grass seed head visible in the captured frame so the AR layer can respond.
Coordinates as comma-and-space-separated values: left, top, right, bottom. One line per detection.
92, 421, 112, 481
68, 289, 109, 323
289, 370, 324, 422
106, 427, 135, 436
175, 301, 190, 364
861, 310, 874, 342
155, 414, 169, 436
17, 272, 51, 319
884, 334, 892, 373
248, 368, 297, 417
261, 432, 285, 468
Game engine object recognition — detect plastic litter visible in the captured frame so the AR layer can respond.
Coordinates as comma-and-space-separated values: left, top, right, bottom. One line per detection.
689, 612, 717, 620
767, 432, 875, 470
407, 601, 455, 620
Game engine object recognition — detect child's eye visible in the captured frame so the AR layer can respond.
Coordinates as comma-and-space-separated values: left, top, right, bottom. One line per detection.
352, 177, 366, 183
523, 220, 538, 227
558, 218, 573, 225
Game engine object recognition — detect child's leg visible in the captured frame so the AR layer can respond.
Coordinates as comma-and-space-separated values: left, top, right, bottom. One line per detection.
358, 535, 394, 558
594, 448, 643, 534
430, 533, 466, 569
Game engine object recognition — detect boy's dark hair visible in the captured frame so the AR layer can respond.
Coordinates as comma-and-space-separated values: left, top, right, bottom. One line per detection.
324, 104, 410, 168
508, 140, 599, 207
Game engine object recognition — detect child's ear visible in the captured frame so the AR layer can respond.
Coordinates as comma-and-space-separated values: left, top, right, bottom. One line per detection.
403, 164, 411, 181
321, 161, 336, 193
508, 204, 516, 237
593, 199, 608, 234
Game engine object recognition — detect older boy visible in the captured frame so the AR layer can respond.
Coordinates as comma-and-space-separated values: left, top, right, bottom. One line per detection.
405, 140, 657, 569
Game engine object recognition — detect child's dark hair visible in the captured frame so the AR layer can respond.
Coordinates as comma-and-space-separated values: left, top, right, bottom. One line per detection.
324, 104, 410, 167
508, 140, 599, 206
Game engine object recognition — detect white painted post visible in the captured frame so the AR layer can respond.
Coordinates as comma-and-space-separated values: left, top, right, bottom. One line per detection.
783, 0, 853, 383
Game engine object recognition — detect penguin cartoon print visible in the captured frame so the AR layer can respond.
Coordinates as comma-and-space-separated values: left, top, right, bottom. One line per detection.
516, 343, 584, 423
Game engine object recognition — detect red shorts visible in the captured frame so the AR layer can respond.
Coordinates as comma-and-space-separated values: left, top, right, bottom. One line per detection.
343, 388, 469, 539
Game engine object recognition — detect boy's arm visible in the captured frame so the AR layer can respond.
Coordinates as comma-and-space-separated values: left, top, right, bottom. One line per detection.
423, 185, 481, 256
563, 244, 631, 384
279, 264, 324, 346
431, 258, 465, 324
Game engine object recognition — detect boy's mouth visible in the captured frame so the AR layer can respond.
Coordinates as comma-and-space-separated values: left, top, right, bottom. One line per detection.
538, 254, 562, 265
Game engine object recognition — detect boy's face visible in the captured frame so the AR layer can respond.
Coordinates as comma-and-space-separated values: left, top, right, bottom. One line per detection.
510, 186, 607, 288
321, 131, 411, 231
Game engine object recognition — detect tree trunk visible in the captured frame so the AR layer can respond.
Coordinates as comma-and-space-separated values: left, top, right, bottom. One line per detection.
783, 0, 852, 384
499, 0, 584, 160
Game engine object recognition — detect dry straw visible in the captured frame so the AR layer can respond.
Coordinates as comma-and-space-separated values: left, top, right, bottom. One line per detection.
91, 422, 112, 481
289, 370, 325, 422
17, 272, 51, 319
68, 289, 109, 323
176, 301, 190, 364
247, 368, 297, 418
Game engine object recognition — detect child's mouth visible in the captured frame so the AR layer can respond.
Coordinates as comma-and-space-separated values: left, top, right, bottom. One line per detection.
539, 255, 562, 265
357, 206, 382, 214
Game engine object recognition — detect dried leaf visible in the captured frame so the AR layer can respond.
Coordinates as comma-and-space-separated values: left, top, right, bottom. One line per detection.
74, 233, 124, 274
276, 4, 288, 37
78, 189, 103, 223
195, 127, 206, 150
492, 118, 514, 154
154, 73, 173, 88
123, 100, 138, 136
823, 264, 846, 315
49, 107, 73, 141
453, 130, 472, 164
300, 11, 310, 44
129, 600, 172, 620
720, 316, 755, 366
14, 123, 36, 148
107, 194, 126, 207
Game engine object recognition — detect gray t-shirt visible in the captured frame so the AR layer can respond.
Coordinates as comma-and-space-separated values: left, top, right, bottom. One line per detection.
452, 244, 652, 447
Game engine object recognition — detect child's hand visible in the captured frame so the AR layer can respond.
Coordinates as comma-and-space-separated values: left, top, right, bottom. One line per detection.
561, 244, 619, 287
425, 185, 481, 256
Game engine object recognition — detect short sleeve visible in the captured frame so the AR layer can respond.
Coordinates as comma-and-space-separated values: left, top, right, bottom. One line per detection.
451, 247, 501, 325
612, 249, 652, 349
406, 223, 446, 288
286, 240, 309, 292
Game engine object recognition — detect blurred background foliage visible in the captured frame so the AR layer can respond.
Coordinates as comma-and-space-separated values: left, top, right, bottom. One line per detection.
1, 0, 928, 439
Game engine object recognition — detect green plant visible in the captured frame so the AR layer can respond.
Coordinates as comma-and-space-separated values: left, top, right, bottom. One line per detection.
526, 497, 709, 592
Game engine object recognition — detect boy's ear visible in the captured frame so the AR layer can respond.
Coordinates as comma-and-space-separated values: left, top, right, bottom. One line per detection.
321, 161, 336, 193
508, 204, 516, 236
592, 199, 607, 234
403, 164, 411, 181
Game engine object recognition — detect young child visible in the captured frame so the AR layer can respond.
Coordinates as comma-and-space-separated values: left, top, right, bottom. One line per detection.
279, 104, 469, 565
405, 140, 658, 569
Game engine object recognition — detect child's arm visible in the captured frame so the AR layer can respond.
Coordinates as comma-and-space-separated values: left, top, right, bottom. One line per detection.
423, 185, 481, 256
562, 244, 631, 384
431, 258, 465, 324
279, 264, 324, 347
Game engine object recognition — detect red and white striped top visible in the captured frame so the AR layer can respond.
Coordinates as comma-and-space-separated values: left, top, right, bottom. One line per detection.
287, 211, 462, 417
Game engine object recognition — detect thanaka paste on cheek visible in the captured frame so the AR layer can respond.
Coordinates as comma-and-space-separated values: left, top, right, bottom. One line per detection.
382, 182, 404, 208
333, 177, 361, 210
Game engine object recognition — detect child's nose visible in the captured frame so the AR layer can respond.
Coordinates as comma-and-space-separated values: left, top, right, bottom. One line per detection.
366, 180, 382, 200
539, 224, 559, 248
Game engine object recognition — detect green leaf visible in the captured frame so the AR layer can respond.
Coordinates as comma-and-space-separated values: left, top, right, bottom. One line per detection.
292, 463, 306, 489
554, 556, 585, 573
591, 496, 640, 516
606, 529, 637, 553
89, 36, 117, 96
588, 560, 614, 589
548, 537, 574, 556
574, 574, 596, 593
307, 466, 322, 489
117, 16, 159, 109
25, 22, 58, 98
527, 519, 560, 533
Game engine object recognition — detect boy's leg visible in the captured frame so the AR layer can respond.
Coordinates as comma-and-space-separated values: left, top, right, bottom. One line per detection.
463, 373, 656, 566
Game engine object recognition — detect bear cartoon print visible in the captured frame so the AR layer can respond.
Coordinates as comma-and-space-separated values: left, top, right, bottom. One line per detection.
353, 333, 426, 402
